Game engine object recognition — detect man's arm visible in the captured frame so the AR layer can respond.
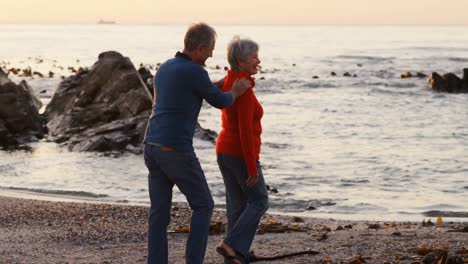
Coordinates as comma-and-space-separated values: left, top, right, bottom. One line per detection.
196, 70, 250, 109
213, 78, 224, 89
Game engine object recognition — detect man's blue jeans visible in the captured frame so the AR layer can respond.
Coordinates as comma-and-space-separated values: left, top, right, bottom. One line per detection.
217, 154, 269, 263
144, 144, 214, 264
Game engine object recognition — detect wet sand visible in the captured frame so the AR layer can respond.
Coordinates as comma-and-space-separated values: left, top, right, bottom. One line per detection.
0, 195, 466, 263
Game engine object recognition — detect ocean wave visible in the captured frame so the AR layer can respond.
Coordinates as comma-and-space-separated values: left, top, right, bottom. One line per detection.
267, 197, 339, 212
448, 57, 468, 62
5, 186, 109, 198
340, 179, 370, 183
263, 142, 291, 149
301, 82, 338, 89
335, 55, 396, 61
368, 87, 422, 96
354, 81, 419, 89
332, 203, 388, 213
406, 46, 468, 52
423, 210, 468, 218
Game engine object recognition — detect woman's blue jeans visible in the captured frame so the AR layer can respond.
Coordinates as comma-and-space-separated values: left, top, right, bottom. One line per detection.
217, 154, 269, 263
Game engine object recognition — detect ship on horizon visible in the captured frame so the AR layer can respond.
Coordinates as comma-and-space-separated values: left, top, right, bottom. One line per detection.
97, 19, 116, 24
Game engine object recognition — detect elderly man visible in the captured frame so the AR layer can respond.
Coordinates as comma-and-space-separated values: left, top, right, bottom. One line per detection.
143, 23, 250, 264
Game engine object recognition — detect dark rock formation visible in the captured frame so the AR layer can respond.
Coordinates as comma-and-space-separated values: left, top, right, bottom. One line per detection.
428, 69, 468, 93
137, 67, 154, 96
400, 71, 412, 79
43, 51, 217, 154
400, 71, 427, 79
44, 51, 153, 153
0, 68, 45, 149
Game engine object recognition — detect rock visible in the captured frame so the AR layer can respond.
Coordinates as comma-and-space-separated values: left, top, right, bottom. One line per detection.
331, 72, 337, 76
462, 68, 468, 82
292, 216, 304, 223
443, 73, 463, 93
19, 80, 42, 110
428, 69, 468, 93
194, 122, 218, 143
368, 223, 381, 229
400, 71, 412, 79
0, 68, 45, 148
44, 51, 218, 153
416, 72, 427, 78
33, 71, 43, 78
137, 67, 154, 95
343, 72, 351, 77
461, 68, 468, 93
429, 72, 447, 92
44, 51, 153, 153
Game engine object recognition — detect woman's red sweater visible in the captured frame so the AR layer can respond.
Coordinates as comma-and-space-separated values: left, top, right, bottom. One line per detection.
216, 70, 263, 176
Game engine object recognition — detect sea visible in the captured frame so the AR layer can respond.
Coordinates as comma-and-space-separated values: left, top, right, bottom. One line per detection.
0, 24, 467, 221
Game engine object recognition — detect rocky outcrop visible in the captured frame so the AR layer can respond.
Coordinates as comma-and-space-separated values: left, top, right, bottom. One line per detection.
44, 51, 153, 153
0, 68, 45, 149
137, 67, 154, 95
428, 68, 468, 93
400, 71, 427, 79
42, 51, 219, 154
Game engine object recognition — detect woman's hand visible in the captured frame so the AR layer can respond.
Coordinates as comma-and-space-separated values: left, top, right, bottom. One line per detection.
246, 174, 259, 187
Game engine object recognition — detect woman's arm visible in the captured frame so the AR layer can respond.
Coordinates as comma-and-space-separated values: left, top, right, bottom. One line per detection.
237, 88, 259, 187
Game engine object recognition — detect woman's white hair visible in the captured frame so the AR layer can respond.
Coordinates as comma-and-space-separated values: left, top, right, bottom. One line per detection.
227, 36, 259, 71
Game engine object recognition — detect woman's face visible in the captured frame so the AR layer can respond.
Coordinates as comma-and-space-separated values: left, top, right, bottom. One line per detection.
239, 51, 260, 75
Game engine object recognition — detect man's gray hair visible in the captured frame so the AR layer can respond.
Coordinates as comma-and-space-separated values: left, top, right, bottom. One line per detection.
184, 23, 217, 51
227, 36, 259, 71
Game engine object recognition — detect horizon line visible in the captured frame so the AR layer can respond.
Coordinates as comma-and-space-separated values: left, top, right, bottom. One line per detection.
1, 22, 468, 27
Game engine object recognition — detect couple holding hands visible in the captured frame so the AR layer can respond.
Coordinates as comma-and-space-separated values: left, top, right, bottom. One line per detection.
143, 23, 268, 264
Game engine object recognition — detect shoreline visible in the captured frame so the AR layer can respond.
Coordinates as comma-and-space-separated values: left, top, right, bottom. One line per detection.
1, 188, 467, 223
0, 195, 466, 263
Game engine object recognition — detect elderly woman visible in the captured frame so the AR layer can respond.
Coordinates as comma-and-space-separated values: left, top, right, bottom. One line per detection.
215, 36, 269, 264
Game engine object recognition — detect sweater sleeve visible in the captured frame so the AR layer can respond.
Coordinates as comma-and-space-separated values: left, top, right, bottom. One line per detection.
237, 88, 258, 176
195, 69, 233, 109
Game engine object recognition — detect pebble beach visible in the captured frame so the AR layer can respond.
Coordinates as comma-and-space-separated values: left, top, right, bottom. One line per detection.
0, 195, 466, 263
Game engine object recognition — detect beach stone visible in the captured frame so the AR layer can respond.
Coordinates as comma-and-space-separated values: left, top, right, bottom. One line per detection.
44, 51, 153, 153
0, 68, 45, 148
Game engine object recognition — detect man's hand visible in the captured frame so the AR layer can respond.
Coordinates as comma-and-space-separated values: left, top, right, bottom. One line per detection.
246, 174, 259, 188
230, 78, 251, 99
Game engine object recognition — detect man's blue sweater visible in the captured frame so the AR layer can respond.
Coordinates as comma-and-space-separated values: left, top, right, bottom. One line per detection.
144, 52, 233, 151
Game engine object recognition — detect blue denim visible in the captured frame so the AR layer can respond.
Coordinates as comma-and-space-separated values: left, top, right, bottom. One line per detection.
217, 154, 269, 263
144, 144, 214, 264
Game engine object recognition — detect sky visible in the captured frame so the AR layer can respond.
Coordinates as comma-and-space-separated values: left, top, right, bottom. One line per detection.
2, 0, 468, 25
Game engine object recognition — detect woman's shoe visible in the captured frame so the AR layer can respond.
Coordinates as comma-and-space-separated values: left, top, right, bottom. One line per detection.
216, 246, 245, 264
